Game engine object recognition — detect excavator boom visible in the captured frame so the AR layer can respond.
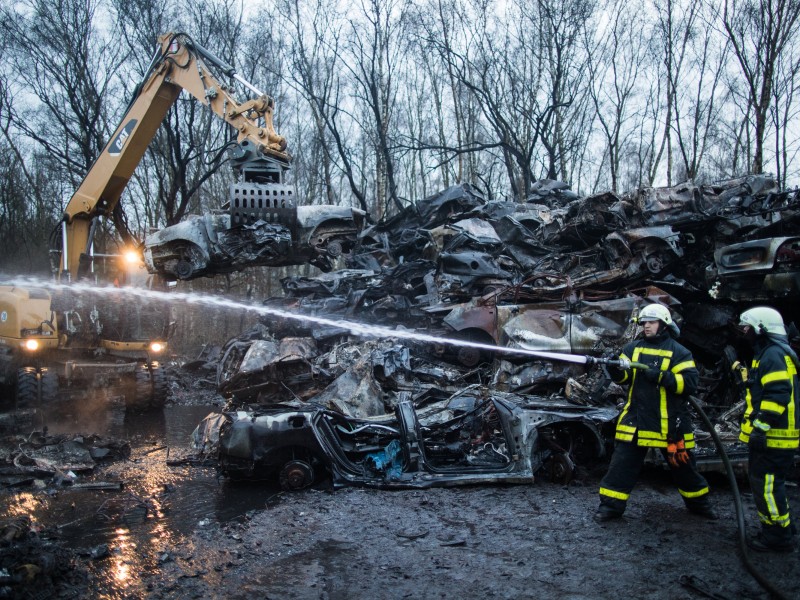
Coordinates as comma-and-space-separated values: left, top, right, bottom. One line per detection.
59, 32, 290, 279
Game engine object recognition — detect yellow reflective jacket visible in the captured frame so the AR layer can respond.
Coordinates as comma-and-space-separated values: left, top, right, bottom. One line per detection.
739, 339, 800, 450
612, 332, 699, 448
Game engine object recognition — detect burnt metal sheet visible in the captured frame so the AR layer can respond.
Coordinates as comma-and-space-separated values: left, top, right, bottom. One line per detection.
301, 358, 387, 418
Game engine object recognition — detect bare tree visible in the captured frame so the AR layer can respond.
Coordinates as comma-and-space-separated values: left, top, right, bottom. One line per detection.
0, 140, 60, 273
0, 0, 149, 255
586, 0, 649, 192
534, 0, 597, 184
414, 0, 599, 200
275, 0, 370, 211
770, 33, 800, 186
343, 0, 410, 216
722, 0, 800, 175
112, 0, 251, 227
671, 2, 728, 182
425, 0, 472, 186
0, 0, 125, 185
649, 0, 729, 184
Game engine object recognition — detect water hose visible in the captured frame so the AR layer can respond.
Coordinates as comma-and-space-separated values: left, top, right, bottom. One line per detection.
686, 395, 789, 600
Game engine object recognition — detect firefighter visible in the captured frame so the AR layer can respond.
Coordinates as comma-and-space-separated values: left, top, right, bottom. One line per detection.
737, 306, 799, 552
594, 303, 716, 522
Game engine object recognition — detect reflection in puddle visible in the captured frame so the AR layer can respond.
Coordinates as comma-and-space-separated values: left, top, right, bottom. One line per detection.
113, 528, 132, 585
0, 404, 275, 596
5, 493, 43, 520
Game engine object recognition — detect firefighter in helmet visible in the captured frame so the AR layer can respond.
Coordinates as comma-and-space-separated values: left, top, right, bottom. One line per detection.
737, 306, 799, 552
594, 303, 716, 522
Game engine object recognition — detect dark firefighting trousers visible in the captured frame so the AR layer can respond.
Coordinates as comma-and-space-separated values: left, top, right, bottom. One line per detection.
598, 440, 711, 515
748, 447, 795, 545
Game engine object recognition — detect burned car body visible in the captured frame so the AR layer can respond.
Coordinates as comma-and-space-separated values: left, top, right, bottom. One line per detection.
708, 236, 800, 301
144, 201, 366, 279
436, 288, 676, 370
217, 336, 327, 402
209, 390, 617, 490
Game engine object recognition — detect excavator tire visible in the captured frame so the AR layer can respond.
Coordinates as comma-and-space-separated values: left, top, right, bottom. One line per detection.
128, 363, 154, 411
40, 368, 59, 403
128, 362, 168, 411
149, 362, 168, 409
15, 368, 39, 407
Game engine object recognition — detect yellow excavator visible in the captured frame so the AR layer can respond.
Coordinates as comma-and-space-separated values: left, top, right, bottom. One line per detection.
0, 32, 291, 411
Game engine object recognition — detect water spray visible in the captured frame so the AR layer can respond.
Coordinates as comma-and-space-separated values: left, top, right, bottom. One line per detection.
2, 276, 628, 366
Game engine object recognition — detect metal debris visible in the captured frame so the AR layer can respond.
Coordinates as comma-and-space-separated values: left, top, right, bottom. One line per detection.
196, 176, 800, 488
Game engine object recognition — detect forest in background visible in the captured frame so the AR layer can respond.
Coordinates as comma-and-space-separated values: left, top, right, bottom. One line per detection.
1, 0, 798, 301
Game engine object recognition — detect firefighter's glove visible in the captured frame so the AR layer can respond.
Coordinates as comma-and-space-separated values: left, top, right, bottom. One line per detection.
730, 361, 748, 385
658, 370, 677, 391
666, 438, 690, 468
755, 412, 777, 428
607, 358, 630, 382
749, 420, 770, 452
641, 368, 661, 383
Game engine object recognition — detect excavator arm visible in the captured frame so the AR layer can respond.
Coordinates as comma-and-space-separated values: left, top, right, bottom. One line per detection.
0, 32, 291, 411
56, 31, 290, 280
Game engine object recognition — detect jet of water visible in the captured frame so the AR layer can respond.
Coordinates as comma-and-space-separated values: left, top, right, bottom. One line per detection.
0, 276, 591, 364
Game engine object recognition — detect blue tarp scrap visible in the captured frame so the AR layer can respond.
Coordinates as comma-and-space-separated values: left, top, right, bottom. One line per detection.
365, 439, 403, 479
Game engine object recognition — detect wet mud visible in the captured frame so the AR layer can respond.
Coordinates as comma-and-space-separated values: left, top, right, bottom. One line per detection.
140, 470, 800, 600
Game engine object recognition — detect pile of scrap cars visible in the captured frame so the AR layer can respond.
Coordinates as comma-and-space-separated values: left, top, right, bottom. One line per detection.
186, 174, 800, 491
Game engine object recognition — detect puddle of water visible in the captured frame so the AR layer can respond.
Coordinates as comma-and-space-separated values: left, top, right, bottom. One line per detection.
58, 405, 271, 538
1, 404, 277, 595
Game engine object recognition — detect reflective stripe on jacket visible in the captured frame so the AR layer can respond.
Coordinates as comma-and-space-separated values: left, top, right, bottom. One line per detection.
612, 332, 699, 449
739, 341, 800, 450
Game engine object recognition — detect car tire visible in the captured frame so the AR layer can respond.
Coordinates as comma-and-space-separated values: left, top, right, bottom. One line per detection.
175, 259, 194, 280
326, 240, 344, 258
457, 346, 482, 368
449, 328, 495, 368
279, 460, 315, 491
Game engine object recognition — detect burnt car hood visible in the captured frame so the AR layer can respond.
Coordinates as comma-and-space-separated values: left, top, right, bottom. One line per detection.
708, 236, 800, 301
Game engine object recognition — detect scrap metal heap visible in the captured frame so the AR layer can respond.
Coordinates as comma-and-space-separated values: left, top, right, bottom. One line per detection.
201, 175, 800, 489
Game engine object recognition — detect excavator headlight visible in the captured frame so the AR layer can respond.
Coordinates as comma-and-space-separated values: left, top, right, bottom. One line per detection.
149, 341, 165, 353
123, 249, 141, 265
23, 339, 40, 352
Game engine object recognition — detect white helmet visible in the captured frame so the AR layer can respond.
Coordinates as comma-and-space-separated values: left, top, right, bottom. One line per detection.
739, 306, 787, 336
637, 304, 673, 325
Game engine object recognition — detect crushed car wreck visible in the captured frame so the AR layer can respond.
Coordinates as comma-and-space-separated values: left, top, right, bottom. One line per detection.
198, 390, 617, 490
144, 202, 366, 279
708, 236, 800, 301
174, 175, 800, 490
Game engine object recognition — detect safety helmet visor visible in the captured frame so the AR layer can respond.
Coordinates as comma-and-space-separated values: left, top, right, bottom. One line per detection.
738, 307, 787, 336
636, 304, 673, 325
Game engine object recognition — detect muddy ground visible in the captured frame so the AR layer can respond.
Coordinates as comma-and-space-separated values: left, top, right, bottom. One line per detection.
184, 476, 800, 600
2, 365, 800, 600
